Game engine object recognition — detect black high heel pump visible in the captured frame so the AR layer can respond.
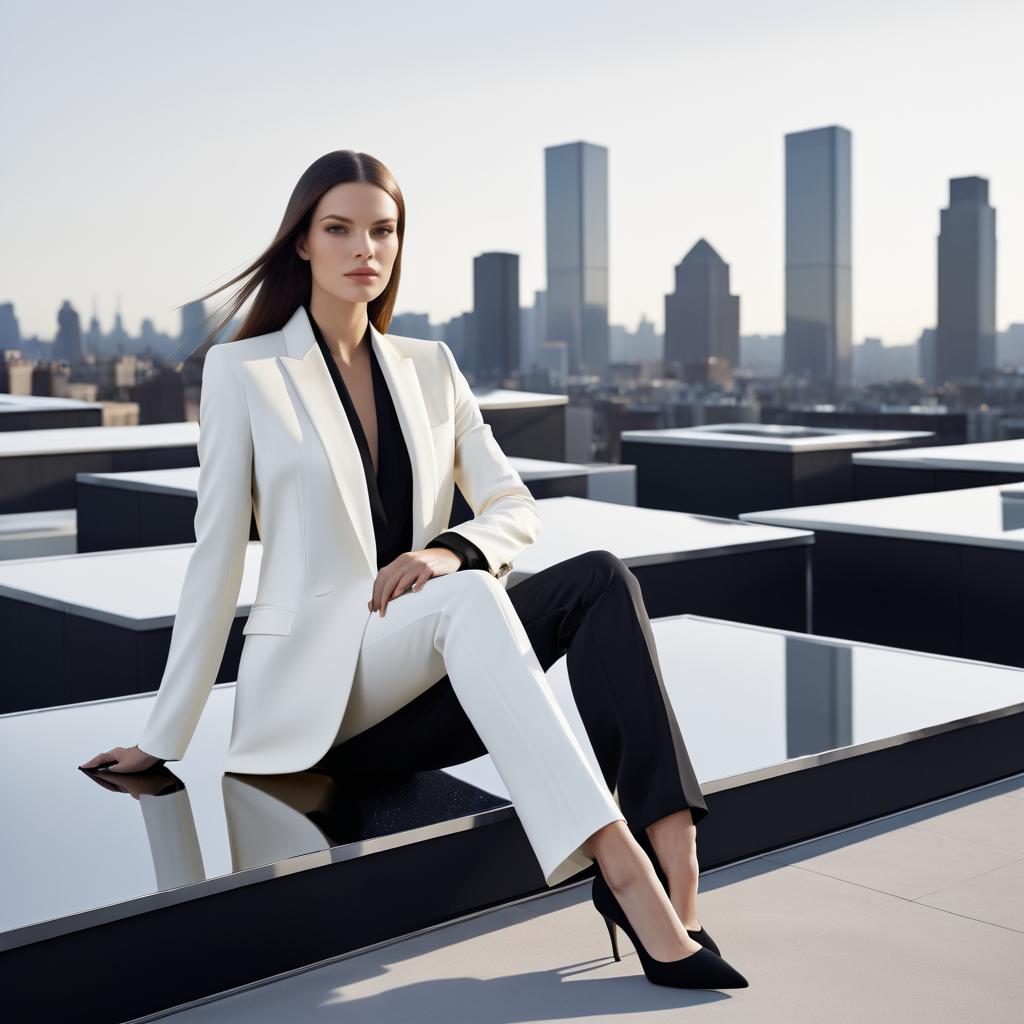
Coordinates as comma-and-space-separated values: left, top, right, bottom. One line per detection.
636, 828, 721, 957
591, 868, 748, 990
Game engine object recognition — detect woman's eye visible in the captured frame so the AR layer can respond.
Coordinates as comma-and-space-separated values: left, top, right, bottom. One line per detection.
325, 226, 394, 235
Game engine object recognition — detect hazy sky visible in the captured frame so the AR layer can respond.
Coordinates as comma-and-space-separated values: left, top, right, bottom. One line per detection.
3, 0, 1022, 347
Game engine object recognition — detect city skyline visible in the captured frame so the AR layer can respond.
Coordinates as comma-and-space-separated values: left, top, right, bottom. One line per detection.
4, 1, 1022, 347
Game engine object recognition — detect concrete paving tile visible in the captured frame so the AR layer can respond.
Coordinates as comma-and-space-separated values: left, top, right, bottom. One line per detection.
509, 878, 597, 919
495, 859, 903, 966
159, 779, 1024, 1023
916, 856, 1024, 933
904, 794, 1024, 854
163, 862, 1023, 1024
651, 855, 907, 968
161, 884, 767, 1023
728, 898, 1024, 1024
764, 815, 1021, 899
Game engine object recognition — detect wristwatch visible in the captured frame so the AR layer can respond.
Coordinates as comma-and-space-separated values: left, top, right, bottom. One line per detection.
494, 562, 513, 579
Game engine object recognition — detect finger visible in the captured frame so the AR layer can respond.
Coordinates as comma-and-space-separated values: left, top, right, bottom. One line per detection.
391, 567, 421, 600
379, 573, 397, 615
80, 750, 114, 769
379, 565, 407, 615
413, 565, 431, 588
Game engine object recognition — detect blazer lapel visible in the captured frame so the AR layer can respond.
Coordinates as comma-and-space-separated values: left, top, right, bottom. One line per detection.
278, 304, 436, 578
370, 320, 437, 553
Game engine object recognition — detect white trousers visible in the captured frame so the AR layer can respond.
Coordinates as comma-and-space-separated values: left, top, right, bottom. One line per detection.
330, 568, 625, 887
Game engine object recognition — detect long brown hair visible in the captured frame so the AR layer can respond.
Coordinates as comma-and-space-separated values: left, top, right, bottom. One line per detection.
176, 150, 406, 361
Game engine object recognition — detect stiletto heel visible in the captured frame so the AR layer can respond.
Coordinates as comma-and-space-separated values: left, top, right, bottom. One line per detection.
603, 913, 621, 961
637, 828, 722, 957
591, 868, 748, 989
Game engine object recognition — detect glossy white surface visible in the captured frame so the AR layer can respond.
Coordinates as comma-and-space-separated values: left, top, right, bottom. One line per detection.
0, 393, 101, 411
0, 509, 78, 560
622, 422, 933, 453
740, 484, 1024, 550
0, 421, 198, 457
0, 542, 264, 627
0, 508, 78, 536
513, 496, 811, 576
77, 466, 201, 496
853, 438, 1024, 471
0, 494, 804, 625
76, 456, 597, 497
504, 457, 589, 479
472, 388, 567, 410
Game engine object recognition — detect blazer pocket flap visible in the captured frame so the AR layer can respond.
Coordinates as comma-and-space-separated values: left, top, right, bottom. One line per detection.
242, 604, 295, 636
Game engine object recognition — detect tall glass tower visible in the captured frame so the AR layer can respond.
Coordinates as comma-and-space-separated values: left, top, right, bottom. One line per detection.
784, 125, 852, 391
936, 176, 997, 383
472, 251, 520, 384
544, 141, 609, 377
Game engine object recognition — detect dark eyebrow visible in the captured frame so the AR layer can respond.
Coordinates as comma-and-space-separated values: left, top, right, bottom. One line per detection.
319, 214, 397, 225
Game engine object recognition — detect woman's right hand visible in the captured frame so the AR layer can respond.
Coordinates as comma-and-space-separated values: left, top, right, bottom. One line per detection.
79, 744, 166, 773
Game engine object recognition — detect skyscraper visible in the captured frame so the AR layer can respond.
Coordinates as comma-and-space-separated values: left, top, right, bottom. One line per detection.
544, 141, 609, 377
0, 302, 21, 350
472, 251, 520, 384
784, 125, 852, 391
664, 238, 740, 384
936, 176, 997, 383
55, 300, 83, 363
178, 300, 208, 358
917, 327, 938, 385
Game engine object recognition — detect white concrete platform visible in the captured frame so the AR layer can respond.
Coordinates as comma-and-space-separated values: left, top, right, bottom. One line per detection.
853, 438, 1024, 473
514, 497, 812, 578
0, 541, 264, 628
0, 421, 198, 457
624, 422, 933, 453
0, 509, 77, 560
740, 484, 1024, 552
473, 389, 567, 411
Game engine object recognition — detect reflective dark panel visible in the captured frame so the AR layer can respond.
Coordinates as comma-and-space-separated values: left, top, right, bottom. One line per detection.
3, 614, 1022, 950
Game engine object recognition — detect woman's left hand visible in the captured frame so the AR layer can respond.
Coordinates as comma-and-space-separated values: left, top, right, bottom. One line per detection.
368, 547, 461, 616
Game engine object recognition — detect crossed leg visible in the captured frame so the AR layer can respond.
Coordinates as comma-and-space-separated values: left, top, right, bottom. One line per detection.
322, 549, 708, 884
324, 561, 624, 886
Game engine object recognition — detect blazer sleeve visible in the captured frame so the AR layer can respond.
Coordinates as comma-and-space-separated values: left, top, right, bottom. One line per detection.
433, 341, 540, 577
137, 344, 254, 761
425, 529, 490, 571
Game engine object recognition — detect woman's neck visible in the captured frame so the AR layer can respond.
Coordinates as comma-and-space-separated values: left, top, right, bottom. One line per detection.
307, 294, 369, 366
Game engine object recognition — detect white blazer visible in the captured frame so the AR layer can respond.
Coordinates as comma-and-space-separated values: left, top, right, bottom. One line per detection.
138, 304, 540, 775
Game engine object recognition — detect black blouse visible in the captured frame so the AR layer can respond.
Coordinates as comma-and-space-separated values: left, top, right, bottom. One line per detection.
305, 306, 488, 573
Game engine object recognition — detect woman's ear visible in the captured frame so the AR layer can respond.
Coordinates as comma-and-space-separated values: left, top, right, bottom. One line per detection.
294, 232, 309, 261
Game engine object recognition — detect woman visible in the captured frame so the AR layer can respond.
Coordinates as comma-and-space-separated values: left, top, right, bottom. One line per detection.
79, 151, 747, 991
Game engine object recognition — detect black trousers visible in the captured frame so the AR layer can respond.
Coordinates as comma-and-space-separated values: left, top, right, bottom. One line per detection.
323, 549, 708, 839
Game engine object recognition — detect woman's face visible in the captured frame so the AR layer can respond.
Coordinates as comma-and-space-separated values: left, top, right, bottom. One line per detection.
296, 181, 400, 305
